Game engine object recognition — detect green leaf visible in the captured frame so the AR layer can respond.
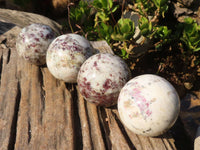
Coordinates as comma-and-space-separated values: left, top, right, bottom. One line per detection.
97, 22, 113, 43
111, 5, 119, 13
121, 24, 131, 33
193, 37, 200, 45
112, 18, 135, 41
141, 28, 150, 35
96, 12, 109, 22
152, 0, 168, 8
139, 17, 152, 36
139, 17, 149, 29
108, 0, 113, 9
93, 0, 103, 9
121, 49, 129, 59
101, 0, 108, 9
152, 0, 159, 8
193, 47, 200, 52
160, 0, 168, 6
149, 22, 152, 31
111, 33, 124, 41
123, 33, 132, 40
118, 18, 133, 33
190, 36, 200, 43
184, 17, 194, 24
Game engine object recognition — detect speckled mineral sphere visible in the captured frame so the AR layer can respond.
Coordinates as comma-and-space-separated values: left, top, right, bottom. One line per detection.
118, 74, 180, 137
46, 34, 95, 83
16, 23, 56, 65
77, 53, 131, 107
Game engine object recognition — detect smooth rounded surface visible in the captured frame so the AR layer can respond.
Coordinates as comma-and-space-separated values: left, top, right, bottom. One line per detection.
118, 74, 180, 137
16, 23, 56, 65
46, 34, 95, 83
77, 53, 131, 107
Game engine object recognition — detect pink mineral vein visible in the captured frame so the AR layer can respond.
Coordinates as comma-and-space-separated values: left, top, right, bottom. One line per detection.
132, 88, 152, 119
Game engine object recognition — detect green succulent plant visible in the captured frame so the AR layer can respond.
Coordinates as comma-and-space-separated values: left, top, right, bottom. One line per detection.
111, 18, 135, 41
139, 17, 152, 36
152, 0, 168, 17
180, 17, 200, 52
68, 0, 200, 63
93, 0, 119, 25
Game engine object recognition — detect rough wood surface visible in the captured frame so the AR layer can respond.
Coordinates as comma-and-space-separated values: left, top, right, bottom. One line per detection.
0, 8, 62, 34
0, 9, 177, 150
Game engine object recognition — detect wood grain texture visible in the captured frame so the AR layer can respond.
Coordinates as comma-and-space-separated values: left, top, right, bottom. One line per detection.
0, 9, 177, 150
0, 8, 62, 34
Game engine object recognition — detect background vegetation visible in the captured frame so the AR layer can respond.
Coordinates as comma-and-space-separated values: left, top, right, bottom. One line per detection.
67, 0, 200, 62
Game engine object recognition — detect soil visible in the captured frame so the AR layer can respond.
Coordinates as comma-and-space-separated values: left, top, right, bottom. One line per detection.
128, 46, 199, 98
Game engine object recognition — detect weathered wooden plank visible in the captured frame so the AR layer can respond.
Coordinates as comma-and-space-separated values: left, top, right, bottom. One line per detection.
106, 108, 134, 150
15, 65, 75, 150
77, 86, 93, 150
90, 40, 114, 54
86, 102, 106, 150
0, 8, 61, 34
109, 109, 177, 150
0, 26, 21, 150
0, 9, 179, 150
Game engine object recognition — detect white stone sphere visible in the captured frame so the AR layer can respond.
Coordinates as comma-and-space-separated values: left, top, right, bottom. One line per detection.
77, 53, 131, 107
118, 74, 180, 137
46, 33, 95, 83
16, 23, 56, 65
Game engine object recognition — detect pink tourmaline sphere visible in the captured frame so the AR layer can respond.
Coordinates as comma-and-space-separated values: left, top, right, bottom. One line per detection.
46, 34, 95, 83
16, 23, 56, 65
118, 74, 180, 137
77, 53, 131, 107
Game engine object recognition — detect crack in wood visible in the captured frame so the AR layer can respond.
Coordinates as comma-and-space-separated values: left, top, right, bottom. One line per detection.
28, 117, 31, 144
82, 99, 94, 149
8, 81, 21, 150
97, 108, 109, 149
146, 137, 154, 150
112, 110, 136, 150
161, 138, 172, 150
38, 67, 45, 124
71, 85, 83, 149
0, 54, 3, 86
6, 48, 11, 64
1, 38, 11, 64
135, 134, 144, 150
62, 89, 66, 103
0, 38, 7, 44
99, 107, 112, 150
65, 83, 74, 91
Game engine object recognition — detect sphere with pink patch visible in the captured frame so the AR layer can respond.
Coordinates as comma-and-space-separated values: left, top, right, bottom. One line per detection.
46, 34, 95, 83
118, 74, 180, 137
16, 23, 56, 65
77, 53, 131, 107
